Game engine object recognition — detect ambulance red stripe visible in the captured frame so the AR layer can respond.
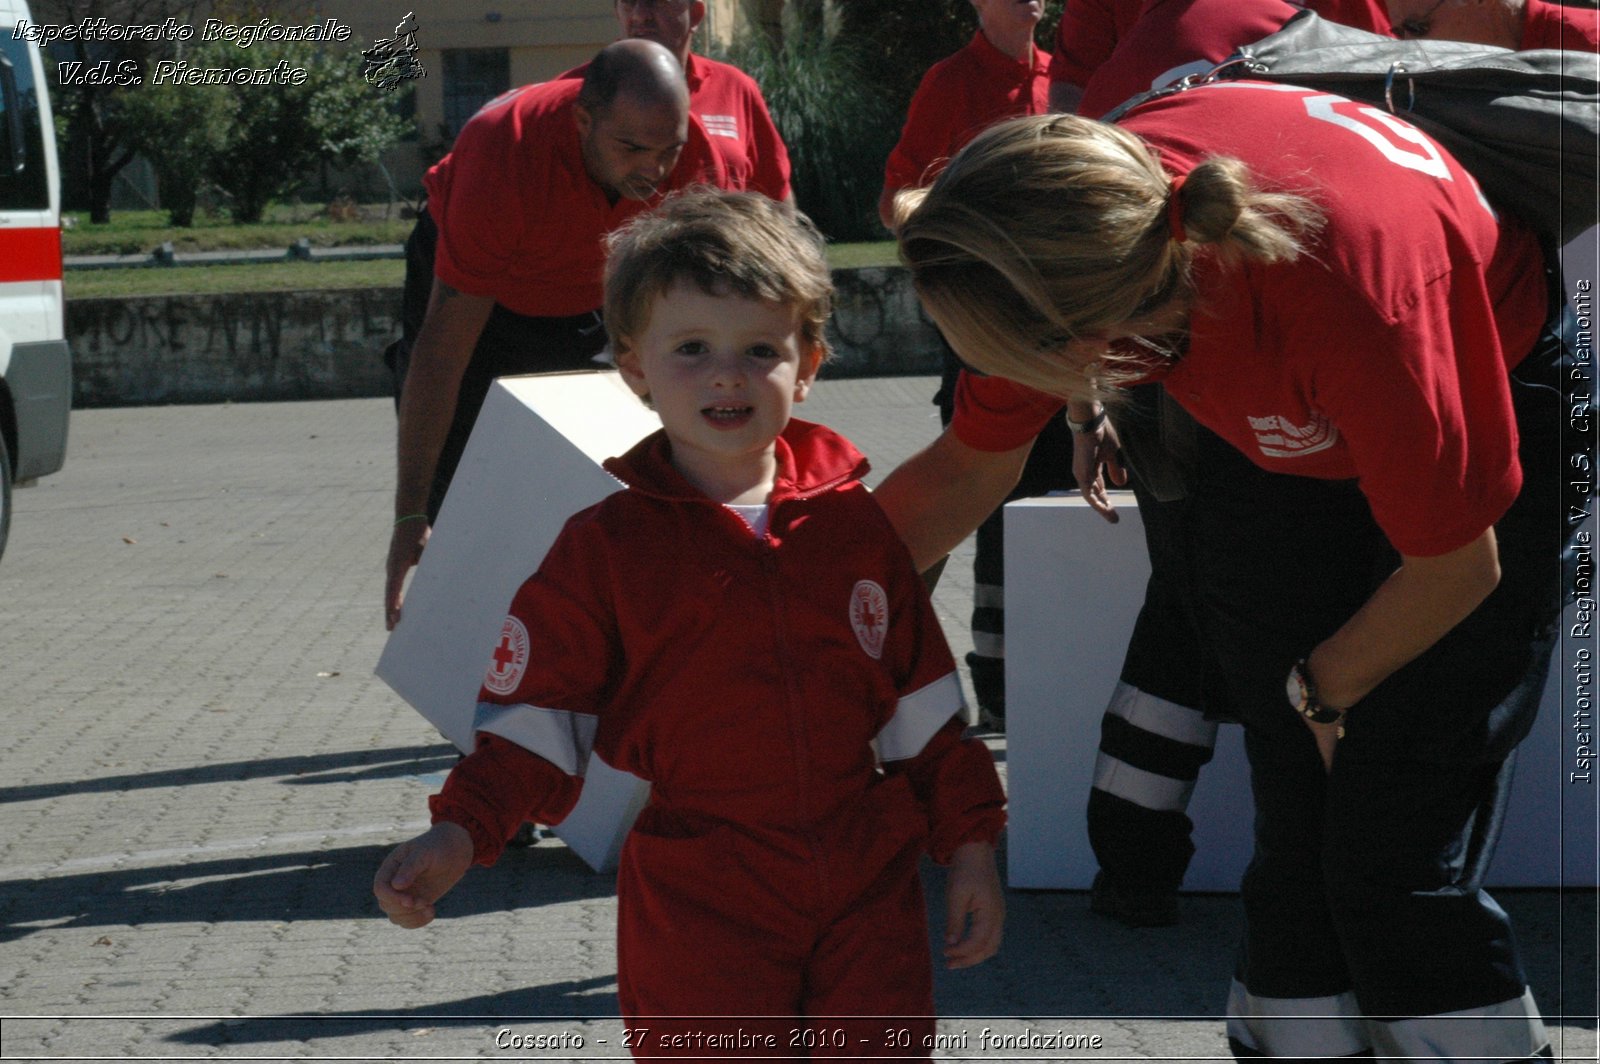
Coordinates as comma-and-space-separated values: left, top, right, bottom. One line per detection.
0, 226, 63, 282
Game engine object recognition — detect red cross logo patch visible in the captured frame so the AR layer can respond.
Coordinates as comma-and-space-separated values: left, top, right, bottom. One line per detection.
483, 615, 530, 696
850, 580, 889, 660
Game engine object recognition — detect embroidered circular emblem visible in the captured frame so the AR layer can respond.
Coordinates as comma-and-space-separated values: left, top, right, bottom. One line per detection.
483, 615, 530, 696
849, 580, 889, 660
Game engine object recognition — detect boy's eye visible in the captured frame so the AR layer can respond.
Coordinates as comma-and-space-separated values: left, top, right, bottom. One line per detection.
747, 344, 780, 360
674, 341, 708, 356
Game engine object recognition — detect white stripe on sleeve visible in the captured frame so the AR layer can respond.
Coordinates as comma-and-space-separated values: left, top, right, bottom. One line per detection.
876, 671, 965, 762
473, 701, 599, 777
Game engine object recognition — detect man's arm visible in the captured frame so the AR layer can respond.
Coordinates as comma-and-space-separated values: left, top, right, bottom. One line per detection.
385, 280, 496, 629
874, 428, 1032, 572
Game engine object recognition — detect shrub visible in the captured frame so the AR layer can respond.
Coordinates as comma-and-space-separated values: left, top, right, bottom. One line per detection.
720, 26, 899, 243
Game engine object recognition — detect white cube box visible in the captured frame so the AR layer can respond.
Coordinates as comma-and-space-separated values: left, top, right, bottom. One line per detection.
1003, 493, 1596, 891
376, 371, 660, 872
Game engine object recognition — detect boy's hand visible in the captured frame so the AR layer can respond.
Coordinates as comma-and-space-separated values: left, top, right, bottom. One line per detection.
943, 840, 1004, 969
373, 822, 474, 928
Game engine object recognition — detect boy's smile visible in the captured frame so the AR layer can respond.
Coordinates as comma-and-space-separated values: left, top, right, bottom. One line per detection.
617, 282, 823, 504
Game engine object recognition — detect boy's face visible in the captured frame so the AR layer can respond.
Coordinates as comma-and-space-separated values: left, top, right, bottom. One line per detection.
616, 282, 823, 494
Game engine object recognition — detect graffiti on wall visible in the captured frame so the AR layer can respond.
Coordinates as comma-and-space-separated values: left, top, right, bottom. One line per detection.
68, 289, 401, 406
66, 268, 946, 407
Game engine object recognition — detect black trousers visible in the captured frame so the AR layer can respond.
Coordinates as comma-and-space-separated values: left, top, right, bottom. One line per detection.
1202, 326, 1571, 1060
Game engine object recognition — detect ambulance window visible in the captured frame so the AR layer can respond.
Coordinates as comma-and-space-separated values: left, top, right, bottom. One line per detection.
0, 39, 49, 211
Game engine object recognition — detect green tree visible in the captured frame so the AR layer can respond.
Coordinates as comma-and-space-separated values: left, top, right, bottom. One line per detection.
37, 0, 210, 222
728, 1, 1062, 239
116, 55, 233, 226
721, 25, 898, 241
203, 39, 408, 223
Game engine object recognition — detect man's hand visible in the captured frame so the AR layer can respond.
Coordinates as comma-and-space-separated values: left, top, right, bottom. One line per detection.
385, 518, 431, 630
943, 840, 1004, 969
373, 822, 474, 928
387, 281, 494, 628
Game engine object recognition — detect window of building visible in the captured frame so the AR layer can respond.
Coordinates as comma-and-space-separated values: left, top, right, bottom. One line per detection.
442, 49, 511, 138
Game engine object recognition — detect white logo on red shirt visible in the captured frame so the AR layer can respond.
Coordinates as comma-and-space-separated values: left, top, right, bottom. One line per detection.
484, 615, 530, 696
1248, 412, 1340, 458
850, 580, 889, 660
702, 114, 739, 140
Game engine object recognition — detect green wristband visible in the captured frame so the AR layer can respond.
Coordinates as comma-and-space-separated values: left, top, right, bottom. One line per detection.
394, 513, 429, 528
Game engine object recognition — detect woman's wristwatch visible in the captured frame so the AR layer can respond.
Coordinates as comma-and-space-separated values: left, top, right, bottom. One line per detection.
1286, 659, 1346, 726
1065, 408, 1107, 434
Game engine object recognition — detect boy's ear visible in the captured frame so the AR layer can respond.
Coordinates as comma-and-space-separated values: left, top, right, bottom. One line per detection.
792, 342, 824, 402
615, 343, 650, 398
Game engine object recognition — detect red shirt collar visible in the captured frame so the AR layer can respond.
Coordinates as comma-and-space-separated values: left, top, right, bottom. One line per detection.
604, 418, 868, 503
967, 29, 1047, 81
683, 50, 706, 93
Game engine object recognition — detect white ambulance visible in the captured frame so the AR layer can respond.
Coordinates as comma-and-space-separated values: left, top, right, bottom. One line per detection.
0, 0, 70, 561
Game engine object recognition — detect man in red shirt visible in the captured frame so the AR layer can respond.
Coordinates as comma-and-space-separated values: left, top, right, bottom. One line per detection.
384, 40, 728, 629
880, 0, 1050, 226
574, 0, 792, 202
1386, 0, 1599, 49
879, 0, 1076, 736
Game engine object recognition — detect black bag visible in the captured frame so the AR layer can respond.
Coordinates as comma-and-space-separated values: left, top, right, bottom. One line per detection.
1106, 9, 1599, 247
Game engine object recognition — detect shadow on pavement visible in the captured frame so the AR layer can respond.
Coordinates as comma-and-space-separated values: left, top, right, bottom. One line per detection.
0, 744, 461, 804
0, 840, 614, 943
165, 979, 624, 1047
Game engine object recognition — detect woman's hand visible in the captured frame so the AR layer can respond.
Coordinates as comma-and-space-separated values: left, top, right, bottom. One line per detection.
1304, 716, 1343, 775
1069, 406, 1128, 523
1308, 529, 1501, 709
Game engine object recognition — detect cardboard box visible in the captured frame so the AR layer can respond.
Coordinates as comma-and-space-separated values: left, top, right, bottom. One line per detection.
376, 371, 659, 872
1004, 493, 1595, 891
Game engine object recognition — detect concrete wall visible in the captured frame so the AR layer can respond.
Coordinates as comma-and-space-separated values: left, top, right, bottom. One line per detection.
67, 266, 943, 408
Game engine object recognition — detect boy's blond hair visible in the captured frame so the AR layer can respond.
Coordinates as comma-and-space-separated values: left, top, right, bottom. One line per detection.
605, 189, 834, 359
895, 113, 1323, 402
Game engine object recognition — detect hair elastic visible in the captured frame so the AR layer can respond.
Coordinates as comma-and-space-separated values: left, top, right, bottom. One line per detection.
1166, 173, 1189, 243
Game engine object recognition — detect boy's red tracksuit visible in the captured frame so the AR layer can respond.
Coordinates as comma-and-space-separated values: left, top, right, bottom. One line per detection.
431, 419, 1006, 1054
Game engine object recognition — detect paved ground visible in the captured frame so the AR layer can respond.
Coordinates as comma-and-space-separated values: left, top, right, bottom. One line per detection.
0, 380, 1594, 1062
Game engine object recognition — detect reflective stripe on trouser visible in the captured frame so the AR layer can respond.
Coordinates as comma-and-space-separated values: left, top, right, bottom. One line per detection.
1227, 980, 1548, 1061
1227, 981, 1369, 1058
1087, 680, 1217, 893
1086, 466, 1215, 895
1092, 682, 1218, 809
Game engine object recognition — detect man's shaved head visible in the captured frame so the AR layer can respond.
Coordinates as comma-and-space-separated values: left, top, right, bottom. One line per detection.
578, 38, 690, 117
575, 39, 693, 203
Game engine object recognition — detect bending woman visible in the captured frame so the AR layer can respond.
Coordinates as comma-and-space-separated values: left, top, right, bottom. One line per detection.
878, 84, 1566, 1061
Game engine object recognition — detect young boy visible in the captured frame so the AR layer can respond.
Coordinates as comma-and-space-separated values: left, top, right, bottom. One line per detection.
373, 189, 1006, 1057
